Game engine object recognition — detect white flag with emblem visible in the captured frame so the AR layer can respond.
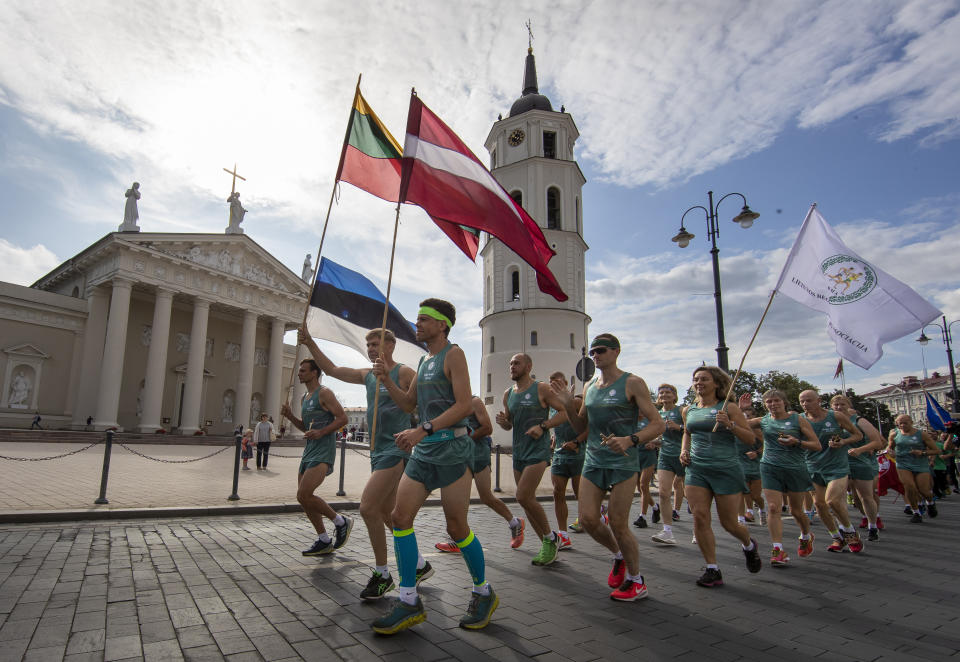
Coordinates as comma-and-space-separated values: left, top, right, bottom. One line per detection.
774, 205, 941, 369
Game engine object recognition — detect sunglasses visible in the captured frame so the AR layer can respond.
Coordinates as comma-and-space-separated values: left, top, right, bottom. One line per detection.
588, 347, 609, 356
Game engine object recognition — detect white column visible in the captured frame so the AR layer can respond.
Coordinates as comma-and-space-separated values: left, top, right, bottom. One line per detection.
138, 288, 174, 432
179, 298, 210, 434
265, 319, 285, 424
234, 310, 258, 430
93, 278, 133, 430
64, 330, 84, 417
72, 289, 110, 428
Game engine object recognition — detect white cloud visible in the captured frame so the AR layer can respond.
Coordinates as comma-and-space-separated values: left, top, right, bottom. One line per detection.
0, 240, 60, 285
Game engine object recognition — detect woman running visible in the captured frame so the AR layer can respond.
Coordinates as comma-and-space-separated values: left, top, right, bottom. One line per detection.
680, 366, 762, 587
735, 399, 764, 527
651, 384, 684, 545
887, 414, 941, 522
746, 389, 819, 567
830, 395, 884, 541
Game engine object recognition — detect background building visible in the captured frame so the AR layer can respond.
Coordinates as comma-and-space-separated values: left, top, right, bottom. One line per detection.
863, 372, 958, 429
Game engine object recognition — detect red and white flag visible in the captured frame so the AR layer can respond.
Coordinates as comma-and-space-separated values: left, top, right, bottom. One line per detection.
399, 93, 567, 301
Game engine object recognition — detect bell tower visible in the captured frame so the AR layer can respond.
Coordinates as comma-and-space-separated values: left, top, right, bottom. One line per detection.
479, 45, 590, 444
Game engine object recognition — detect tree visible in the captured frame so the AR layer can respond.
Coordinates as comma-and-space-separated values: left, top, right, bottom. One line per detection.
735, 370, 817, 413
826, 388, 894, 435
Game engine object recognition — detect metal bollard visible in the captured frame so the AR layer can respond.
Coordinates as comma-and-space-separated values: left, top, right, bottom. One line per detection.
336, 436, 347, 496
494, 444, 502, 492
228, 434, 241, 501
94, 430, 114, 504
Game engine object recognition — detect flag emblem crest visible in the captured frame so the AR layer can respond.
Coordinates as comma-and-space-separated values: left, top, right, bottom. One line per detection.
820, 255, 876, 304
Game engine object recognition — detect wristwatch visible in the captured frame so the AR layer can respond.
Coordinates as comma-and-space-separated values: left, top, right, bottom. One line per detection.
630, 433, 640, 446
539, 422, 549, 432
421, 421, 434, 434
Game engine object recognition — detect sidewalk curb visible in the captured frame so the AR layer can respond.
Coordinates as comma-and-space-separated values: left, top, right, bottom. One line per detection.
0, 495, 561, 524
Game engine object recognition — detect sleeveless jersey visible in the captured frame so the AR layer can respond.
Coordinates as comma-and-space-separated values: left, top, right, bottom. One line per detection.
759, 413, 806, 470
686, 404, 740, 470
302, 387, 335, 442
413, 343, 471, 465
365, 364, 411, 462
583, 372, 638, 471
508, 381, 551, 464
845, 414, 875, 472
659, 406, 684, 457
894, 429, 927, 471
803, 410, 849, 475
551, 408, 582, 461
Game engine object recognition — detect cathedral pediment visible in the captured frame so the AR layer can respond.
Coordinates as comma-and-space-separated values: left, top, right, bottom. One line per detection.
3, 343, 50, 359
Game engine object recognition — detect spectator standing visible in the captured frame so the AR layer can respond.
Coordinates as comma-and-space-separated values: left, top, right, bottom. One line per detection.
253, 413, 275, 470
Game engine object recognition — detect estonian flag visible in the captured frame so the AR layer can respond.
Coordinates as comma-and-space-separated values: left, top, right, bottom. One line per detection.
305, 257, 426, 367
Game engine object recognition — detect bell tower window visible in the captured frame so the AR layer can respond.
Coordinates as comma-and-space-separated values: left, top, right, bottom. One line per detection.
510, 190, 523, 208
543, 131, 556, 159
546, 187, 561, 229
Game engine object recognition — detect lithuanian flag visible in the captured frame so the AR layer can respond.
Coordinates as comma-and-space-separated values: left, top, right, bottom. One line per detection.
335, 87, 403, 203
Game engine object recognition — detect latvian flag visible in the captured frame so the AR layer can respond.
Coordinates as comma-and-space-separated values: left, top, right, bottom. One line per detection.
398, 93, 568, 302
305, 257, 426, 367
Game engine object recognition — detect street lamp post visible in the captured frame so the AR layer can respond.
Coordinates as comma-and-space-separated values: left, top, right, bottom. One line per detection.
671, 191, 759, 373
917, 316, 960, 413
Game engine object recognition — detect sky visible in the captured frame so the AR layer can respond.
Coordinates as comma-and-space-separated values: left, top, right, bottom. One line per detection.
1, 0, 959, 408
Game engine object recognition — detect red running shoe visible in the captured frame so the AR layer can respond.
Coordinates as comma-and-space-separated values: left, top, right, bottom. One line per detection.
876, 516, 885, 530
827, 536, 847, 553
509, 518, 525, 549
858, 517, 868, 529
610, 579, 648, 601
797, 533, 815, 558
608, 558, 626, 588
435, 540, 460, 553
844, 530, 864, 553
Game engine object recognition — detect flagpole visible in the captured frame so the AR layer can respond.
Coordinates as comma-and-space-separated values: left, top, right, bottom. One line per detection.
281, 74, 363, 435
714, 290, 778, 430
367, 202, 403, 450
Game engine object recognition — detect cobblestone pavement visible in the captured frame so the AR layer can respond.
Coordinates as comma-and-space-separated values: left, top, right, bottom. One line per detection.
0, 442, 541, 513
1, 494, 959, 661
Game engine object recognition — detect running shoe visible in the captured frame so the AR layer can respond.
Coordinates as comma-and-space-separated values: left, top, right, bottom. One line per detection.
652, 507, 661, 524
797, 533, 815, 558
672, 509, 680, 522
434, 540, 460, 553
770, 547, 789, 567
859, 517, 868, 529
569, 519, 583, 533
557, 532, 573, 550
867, 528, 880, 542
847, 493, 855, 506
459, 588, 499, 630
876, 516, 885, 530
608, 558, 626, 588
651, 529, 677, 545
509, 518, 526, 548
844, 530, 864, 553
302, 537, 333, 556
334, 515, 354, 550
743, 539, 762, 573
360, 572, 395, 601
610, 579, 648, 601
531, 537, 559, 566
600, 505, 609, 525
928, 501, 938, 518
827, 536, 846, 553
758, 509, 766, 526
910, 512, 923, 523
415, 561, 434, 585
744, 512, 755, 523
691, 534, 697, 544
904, 505, 914, 515
919, 502, 927, 515
371, 597, 426, 634
633, 515, 648, 529
696, 567, 724, 588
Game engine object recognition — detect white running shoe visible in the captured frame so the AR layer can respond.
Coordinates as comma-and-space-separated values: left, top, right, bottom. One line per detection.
651, 529, 677, 545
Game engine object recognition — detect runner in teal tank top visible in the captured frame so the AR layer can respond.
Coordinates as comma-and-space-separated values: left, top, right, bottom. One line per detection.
830, 395, 885, 541
496, 354, 572, 567
631, 413, 660, 530
680, 366, 762, 588
799, 389, 864, 553
280, 356, 351, 559
552, 334, 664, 602
547, 372, 587, 549
733, 399, 764, 528
369, 298, 497, 634
297, 327, 427, 601
887, 413, 939, 522
744, 389, 820, 567
651, 384, 685, 545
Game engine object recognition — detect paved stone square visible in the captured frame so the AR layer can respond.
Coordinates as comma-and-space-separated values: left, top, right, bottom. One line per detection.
1, 494, 959, 661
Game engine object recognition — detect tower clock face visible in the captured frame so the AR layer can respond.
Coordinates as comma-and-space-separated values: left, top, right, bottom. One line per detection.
508, 128, 526, 146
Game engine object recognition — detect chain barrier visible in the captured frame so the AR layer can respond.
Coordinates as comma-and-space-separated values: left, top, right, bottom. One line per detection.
0, 439, 101, 462
115, 441, 231, 464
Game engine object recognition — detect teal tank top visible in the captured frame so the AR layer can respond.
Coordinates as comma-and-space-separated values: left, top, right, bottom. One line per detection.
759, 413, 806, 470
413, 343, 471, 465
686, 404, 740, 469
894, 429, 926, 465
659, 406, 684, 457
508, 381, 551, 464
551, 408, 582, 461
365, 364, 411, 461
803, 410, 849, 474
845, 414, 874, 470
584, 372, 638, 471
466, 408, 492, 446
301, 387, 335, 442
